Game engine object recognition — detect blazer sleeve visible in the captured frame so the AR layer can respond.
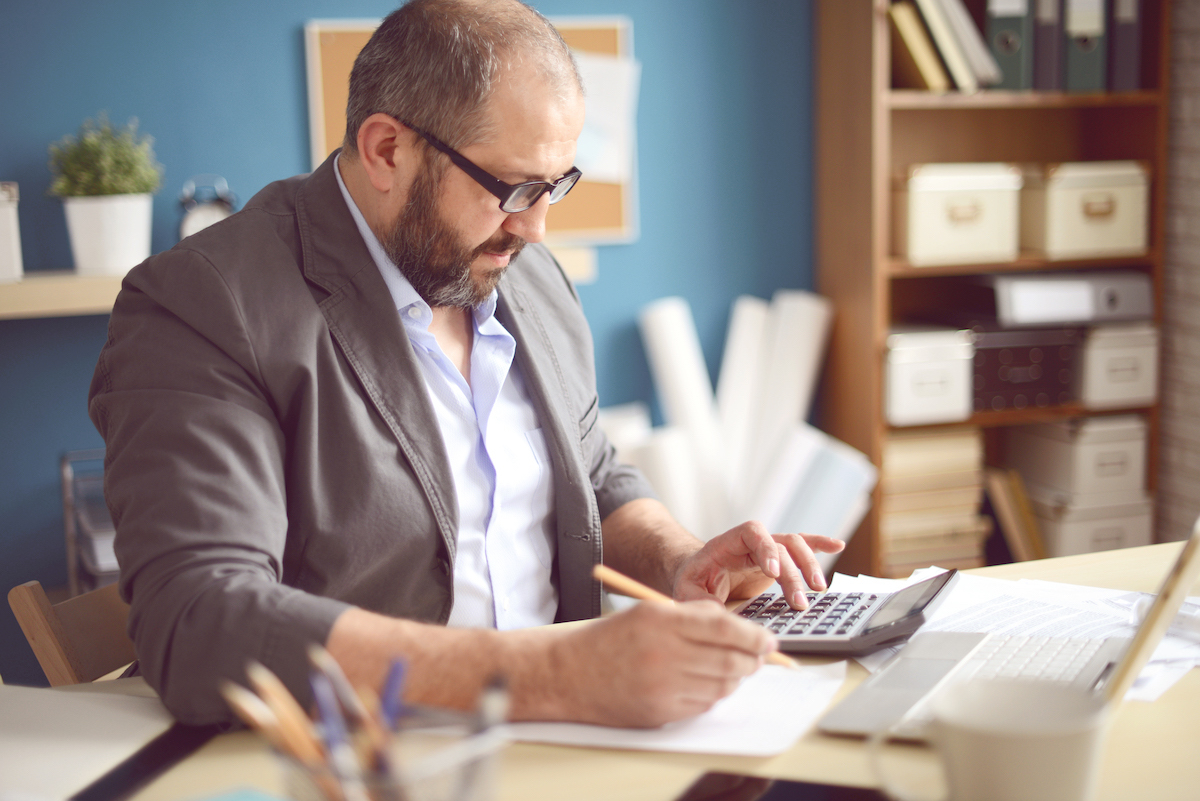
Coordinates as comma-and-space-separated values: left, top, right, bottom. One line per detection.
89, 246, 350, 725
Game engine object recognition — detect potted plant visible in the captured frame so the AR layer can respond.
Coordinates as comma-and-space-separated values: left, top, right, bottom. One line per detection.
48, 113, 163, 276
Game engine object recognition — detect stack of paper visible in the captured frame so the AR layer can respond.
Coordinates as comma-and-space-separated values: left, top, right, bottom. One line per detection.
879, 427, 990, 577
607, 292, 875, 569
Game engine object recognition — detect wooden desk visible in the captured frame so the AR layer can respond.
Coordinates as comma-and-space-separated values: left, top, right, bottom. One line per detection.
132, 543, 1200, 801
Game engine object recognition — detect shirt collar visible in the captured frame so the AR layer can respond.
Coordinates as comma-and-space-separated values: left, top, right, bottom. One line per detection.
333, 152, 500, 327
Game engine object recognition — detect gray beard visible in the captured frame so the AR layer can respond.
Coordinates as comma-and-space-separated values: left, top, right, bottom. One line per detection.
381, 166, 524, 309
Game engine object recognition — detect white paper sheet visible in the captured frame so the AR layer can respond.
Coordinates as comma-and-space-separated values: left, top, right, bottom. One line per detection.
0, 680, 173, 798
572, 50, 641, 184
506, 661, 846, 757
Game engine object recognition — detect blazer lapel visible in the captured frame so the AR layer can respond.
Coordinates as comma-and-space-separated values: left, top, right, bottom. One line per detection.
294, 153, 460, 559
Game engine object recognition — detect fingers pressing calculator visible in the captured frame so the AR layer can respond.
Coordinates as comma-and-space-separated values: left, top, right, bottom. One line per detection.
734, 570, 959, 656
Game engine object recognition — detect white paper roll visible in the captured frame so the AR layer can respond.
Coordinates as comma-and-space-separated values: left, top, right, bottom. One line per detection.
597, 401, 653, 464
745, 290, 833, 496
625, 427, 704, 537
716, 295, 771, 502
638, 297, 732, 537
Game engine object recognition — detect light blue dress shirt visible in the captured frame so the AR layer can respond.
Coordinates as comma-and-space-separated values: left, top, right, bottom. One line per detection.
334, 156, 558, 630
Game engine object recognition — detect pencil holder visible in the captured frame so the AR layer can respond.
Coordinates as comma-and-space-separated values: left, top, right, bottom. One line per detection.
278, 705, 506, 801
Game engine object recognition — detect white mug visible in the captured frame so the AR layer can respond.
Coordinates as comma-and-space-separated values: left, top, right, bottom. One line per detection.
870, 679, 1111, 801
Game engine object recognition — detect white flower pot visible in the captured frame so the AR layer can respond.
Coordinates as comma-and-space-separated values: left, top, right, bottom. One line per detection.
63, 193, 153, 276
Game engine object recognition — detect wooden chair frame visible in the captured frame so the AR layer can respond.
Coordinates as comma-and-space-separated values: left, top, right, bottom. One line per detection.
8, 579, 136, 685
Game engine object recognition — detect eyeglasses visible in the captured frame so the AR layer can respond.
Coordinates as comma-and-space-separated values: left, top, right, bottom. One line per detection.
402, 120, 582, 213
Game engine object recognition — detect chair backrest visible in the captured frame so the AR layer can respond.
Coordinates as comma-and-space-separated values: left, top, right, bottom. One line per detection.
7, 580, 136, 685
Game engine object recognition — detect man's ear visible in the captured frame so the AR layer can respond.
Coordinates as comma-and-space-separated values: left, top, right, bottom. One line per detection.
355, 113, 417, 193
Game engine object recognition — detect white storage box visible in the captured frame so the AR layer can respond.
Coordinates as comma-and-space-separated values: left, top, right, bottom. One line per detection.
885, 326, 974, 426
1006, 414, 1146, 495
1020, 161, 1149, 260
893, 163, 1023, 266
1079, 323, 1158, 409
0, 182, 22, 284
1028, 483, 1153, 557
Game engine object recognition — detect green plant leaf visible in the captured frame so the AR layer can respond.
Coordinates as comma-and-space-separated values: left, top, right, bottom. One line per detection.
47, 113, 163, 197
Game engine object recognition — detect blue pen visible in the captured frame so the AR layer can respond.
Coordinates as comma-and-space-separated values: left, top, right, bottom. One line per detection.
380, 657, 408, 730
312, 671, 370, 801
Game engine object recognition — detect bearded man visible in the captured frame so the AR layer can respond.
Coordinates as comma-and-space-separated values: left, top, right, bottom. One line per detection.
89, 0, 842, 727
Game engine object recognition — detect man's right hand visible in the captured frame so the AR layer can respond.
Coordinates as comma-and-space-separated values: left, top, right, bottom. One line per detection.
515, 599, 778, 728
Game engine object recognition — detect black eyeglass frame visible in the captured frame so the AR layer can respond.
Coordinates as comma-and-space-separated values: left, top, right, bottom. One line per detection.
401, 120, 582, 213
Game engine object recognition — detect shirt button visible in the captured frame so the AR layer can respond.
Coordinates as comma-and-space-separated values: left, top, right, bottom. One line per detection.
407, 307, 421, 319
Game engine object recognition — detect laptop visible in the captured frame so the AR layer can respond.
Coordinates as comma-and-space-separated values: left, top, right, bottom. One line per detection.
818, 521, 1200, 739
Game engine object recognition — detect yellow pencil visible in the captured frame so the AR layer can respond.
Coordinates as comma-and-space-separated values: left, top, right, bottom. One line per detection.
592, 564, 797, 669
245, 661, 327, 767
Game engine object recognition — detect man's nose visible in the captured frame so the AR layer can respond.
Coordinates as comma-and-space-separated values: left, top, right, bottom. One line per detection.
501, 193, 551, 243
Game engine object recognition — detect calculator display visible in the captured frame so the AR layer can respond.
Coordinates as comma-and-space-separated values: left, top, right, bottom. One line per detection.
862, 571, 955, 634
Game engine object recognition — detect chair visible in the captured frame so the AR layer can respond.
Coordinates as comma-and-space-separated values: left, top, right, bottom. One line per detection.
7, 580, 136, 686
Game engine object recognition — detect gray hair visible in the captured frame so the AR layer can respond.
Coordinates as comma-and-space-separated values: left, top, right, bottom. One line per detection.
342, 0, 582, 155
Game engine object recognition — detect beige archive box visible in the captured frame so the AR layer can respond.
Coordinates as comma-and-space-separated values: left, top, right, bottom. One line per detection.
892, 163, 1023, 266
0, 182, 22, 284
1027, 483, 1153, 557
1005, 414, 1146, 496
1020, 161, 1149, 260
885, 326, 975, 427
1078, 323, 1159, 410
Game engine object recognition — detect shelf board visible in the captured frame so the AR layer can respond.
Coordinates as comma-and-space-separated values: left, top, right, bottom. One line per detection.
0, 271, 123, 320
887, 89, 1165, 110
889, 252, 1159, 278
889, 403, 1153, 432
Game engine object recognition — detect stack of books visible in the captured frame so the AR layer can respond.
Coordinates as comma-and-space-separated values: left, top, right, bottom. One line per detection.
890, 0, 1142, 94
879, 426, 991, 577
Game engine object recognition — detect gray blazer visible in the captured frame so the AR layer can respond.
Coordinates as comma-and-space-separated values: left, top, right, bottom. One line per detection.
89, 153, 654, 724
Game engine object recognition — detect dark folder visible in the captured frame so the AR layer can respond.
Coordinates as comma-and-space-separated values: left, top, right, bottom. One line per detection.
1034, 0, 1065, 90
988, 0, 1035, 90
1108, 0, 1141, 91
1064, 0, 1107, 93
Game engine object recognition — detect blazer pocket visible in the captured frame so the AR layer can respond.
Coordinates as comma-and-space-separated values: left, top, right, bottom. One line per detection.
578, 395, 599, 441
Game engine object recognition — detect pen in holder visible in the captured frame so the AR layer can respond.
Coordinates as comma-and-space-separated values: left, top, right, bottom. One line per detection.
221, 649, 509, 801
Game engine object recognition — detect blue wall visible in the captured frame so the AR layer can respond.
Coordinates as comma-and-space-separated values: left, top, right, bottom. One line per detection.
0, 0, 814, 685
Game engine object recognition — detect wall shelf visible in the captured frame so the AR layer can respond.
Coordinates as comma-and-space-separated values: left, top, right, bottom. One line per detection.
888, 89, 1165, 110
888, 253, 1159, 278
0, 271, 122, 320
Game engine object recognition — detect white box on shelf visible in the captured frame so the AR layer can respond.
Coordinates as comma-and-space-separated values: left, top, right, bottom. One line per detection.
1005, 414, 1146, 496
893, 163, 1023, 266
1078, 323, 1158, 409
885, 326, 974, 426
0, 182, 22, 284
1020, 161, 1149, 260
1027, 483, 1153, 557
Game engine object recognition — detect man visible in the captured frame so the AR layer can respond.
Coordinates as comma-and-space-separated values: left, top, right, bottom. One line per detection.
89, 0, 843, 728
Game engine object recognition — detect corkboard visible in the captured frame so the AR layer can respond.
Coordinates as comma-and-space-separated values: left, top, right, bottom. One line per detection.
304, 16, 637, 245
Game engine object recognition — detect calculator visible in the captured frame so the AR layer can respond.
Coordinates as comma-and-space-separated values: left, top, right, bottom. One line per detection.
733, 569, 960, 656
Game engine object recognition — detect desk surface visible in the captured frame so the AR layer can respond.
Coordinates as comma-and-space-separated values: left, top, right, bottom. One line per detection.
131, 542, 1200, 801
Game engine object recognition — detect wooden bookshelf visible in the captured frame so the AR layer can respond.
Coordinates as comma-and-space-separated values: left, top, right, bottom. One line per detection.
815, 0, 1172, 576
0, 271, 122, 320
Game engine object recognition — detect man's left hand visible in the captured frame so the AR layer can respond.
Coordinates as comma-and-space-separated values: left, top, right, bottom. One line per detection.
672, 521, 845, 610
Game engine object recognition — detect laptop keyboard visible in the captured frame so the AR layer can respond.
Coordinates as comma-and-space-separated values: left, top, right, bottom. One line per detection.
738, 591, 884, 636
956, 634, 1106, 683
893, 635, 1106, 737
